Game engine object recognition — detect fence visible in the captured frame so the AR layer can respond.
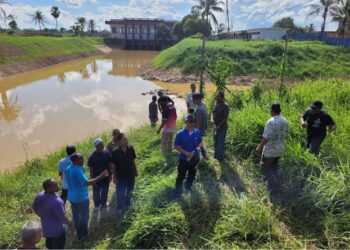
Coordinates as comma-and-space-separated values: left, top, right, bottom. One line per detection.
290, 33, 350, 48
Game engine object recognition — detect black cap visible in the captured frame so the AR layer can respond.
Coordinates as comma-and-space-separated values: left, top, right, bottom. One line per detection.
271, 103, 281, 114
311, 101, 323, 109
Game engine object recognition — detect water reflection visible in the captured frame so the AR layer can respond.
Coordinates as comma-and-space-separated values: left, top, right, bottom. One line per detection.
0, 50, 185, 172
0, 91, 21, 122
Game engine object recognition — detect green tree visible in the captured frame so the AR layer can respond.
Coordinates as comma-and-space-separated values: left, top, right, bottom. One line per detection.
305, 23, 316, 32
330, 0, 350, 38
307, 0, 339, 34
77, 17, 86, 32
71, 23, 81, 36
193, 0, 225, 28
173, 22, 184, 39
88, 19, 96, 36
207, 57, 233, 93
183, 17, 206, 37
8, 15, 17, 29
156, 23, 172, 42
32, 10, 46, 31
273, 17, 297, 29
217, 23, 226, 34
51, 6, 60, 30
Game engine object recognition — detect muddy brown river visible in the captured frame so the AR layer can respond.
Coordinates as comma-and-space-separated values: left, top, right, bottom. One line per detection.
0, 51, 186, 172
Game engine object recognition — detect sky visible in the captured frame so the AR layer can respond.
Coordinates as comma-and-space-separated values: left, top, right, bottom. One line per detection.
0, 0, 339, 31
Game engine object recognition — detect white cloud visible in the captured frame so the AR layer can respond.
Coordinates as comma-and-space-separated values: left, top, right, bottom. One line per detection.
57, 0, 99, 8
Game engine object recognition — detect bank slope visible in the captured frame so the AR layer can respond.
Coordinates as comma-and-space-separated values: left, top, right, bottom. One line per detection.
153, 38, 350, 79
0, 36, 103, 77
1, 79, 350, 249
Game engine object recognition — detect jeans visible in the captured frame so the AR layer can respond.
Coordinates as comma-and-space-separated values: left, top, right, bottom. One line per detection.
176, 157, 200, 194
261, 156, 280, 193
116, 178, 135, 210
60, 189, 68, 204
307, 137, 325, 156
45, 231, 66, 249
71, 199, 89, 239
93, 181, 109, 207
214, 129, 227, 161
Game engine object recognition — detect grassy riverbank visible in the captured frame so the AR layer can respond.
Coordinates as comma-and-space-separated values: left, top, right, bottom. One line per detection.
1, 79, 350, 248
0, 35, 103, 65
154, 38, 350, 79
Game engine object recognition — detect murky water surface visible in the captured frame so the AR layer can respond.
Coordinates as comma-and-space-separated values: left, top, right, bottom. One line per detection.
0, 51, 185, 172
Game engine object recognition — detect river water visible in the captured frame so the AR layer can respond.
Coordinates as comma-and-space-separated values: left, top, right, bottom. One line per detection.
0, 51, 186, 172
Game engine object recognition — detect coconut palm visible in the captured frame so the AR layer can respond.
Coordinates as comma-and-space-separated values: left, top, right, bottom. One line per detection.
193, 0, 225, 29
306, 23, 316, 32
88, 19, 96, 36
51, 6, 60, 30
32, 10, 46, 31
77, 17, 86, 32
331, 0, 350, 37
307, 0, 340, 34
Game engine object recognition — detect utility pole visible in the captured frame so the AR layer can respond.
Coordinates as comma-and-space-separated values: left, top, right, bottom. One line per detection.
226, 0, 230, 32
280, 30, 289, 96
199, 0, 208, 95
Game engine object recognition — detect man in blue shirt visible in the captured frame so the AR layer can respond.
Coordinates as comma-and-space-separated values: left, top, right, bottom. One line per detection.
88, 138, 111, 209
64, 153, 109, 240
57, 145, 76, 204
174, 114, 208, 196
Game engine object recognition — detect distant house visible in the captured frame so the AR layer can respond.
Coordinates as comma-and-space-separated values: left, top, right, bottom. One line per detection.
105, 18, 177, 50
217, 27, 289, 40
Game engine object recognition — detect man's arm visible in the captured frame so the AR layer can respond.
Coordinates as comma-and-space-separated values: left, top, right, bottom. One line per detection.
301, 111, 308, 128
256, 138, 268, 155
111, 163, 117, 184
85, 170, 109, 186
157, 120, 166, 134
174, 145, 194, 159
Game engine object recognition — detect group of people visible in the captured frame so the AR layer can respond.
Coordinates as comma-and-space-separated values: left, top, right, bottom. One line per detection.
18, 84, 336, 249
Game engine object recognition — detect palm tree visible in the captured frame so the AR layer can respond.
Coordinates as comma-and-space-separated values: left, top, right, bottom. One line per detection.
8, 14, 17, 29
0, 91, 21, 122
51, 6, 60, 30
0, 0, 10, 29
193, 0, 225, 29
77, 17, 86, 32
71, 23, 81, 36
32, 10, 46, 31
307, 0, 339, 34
331, 0, 350, 37
306, 23, 316, 32
88, 19, 95, 36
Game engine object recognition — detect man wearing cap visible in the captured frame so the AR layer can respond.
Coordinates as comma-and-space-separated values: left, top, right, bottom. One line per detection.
193, 93, 207, 136
301, 101, 336, 156
174, 114, 208, 196
88, 138, 112, 209
64, 153, 109, 239
256, 104, 290, 194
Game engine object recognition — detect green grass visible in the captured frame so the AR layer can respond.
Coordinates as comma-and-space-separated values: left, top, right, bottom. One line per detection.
1, 79, 350, 249
154, 38, 350, 79
0, 36, 102, 65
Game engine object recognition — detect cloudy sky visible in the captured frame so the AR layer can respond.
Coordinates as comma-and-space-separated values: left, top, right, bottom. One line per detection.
1, 0, 338, 31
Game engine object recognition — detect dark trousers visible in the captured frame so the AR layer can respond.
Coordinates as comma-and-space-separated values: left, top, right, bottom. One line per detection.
176, 157, 200, 194
60, 189, 68, 204
307, 137, 325, 156
214, 129, 227, 161
71, 199, 89, 239
116, 178, 135, 210
45, 231, 66, 249
261, 156, 280, 193
93, 181, 109, 208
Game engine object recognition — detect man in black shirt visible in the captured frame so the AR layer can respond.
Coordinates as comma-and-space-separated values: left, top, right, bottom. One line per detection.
301, 101, 336, 156
110, 133, 138, 215
157, 90, 174, 114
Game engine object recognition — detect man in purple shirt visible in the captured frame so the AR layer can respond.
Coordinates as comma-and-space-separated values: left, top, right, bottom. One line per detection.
32, 179, 70, 249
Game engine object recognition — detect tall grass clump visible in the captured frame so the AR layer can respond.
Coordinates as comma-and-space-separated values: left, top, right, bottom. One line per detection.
224, 79, 350, 247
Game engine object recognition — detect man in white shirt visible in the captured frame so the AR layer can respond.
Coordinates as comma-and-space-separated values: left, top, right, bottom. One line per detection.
256, 104, 289, 194
186, 83, 197, 113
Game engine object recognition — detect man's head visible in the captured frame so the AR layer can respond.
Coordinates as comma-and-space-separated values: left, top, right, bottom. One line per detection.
21, 221, 42, 246
112, 129, 120, 140
184, 114, 195, 129
310, 100, 323, 114
190, 83, 196, 93
270, 103, 282, 116
66, 145, 76, 156
71, 153, 84, 166
157, 90, 164, 97
93, 138, 104, 152
192, 93, 203, 105
118, 133, 128, 148
152, 95, 157, 102
216, 91, 225, 103
43, 179, 59, 193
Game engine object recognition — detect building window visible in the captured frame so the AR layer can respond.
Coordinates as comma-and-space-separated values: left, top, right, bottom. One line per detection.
112, 27, 117, 33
